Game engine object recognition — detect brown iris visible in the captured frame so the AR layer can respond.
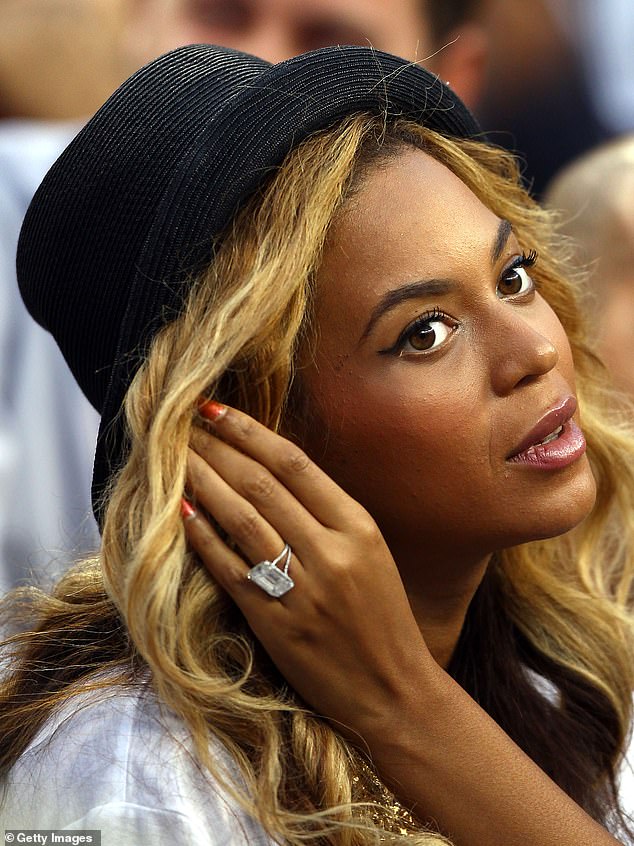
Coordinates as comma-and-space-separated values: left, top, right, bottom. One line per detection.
408, 324, 436, 350
498, 269, 526, 296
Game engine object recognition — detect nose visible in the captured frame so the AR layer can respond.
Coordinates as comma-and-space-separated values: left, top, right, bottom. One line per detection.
489, 310, 559, 396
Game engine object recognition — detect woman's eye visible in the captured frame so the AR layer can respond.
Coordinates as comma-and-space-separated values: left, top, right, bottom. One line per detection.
497, 252, 538, 298
404, 320, 451, 352
398, 315, 454, 355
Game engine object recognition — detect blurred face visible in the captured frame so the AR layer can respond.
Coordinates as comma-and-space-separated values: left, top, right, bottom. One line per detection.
596, 265, 634, 401
295, 147, 597, 568
164, 0, 431, 64
0, 0, 131, 119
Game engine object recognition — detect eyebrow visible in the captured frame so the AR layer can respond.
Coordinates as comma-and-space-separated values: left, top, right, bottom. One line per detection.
359, 278, 455, 343
360, 218, 514, 343
491, 218, 513, 265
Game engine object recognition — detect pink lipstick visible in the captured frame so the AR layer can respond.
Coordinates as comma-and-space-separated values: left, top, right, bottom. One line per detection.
507, 396, 586, 470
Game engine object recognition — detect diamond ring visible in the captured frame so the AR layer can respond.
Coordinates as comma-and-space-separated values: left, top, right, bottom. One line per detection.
247, 543, 294, 597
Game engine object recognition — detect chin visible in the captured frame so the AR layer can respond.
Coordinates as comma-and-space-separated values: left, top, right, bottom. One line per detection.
514, 459, 598, 543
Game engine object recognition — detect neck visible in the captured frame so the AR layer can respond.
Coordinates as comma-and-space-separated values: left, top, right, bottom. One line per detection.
391, 545, 492, 669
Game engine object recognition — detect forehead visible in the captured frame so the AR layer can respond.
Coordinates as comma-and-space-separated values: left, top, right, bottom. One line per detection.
273, 0, 425, 26
314, 146, 501, 315
187, 0, 431, 55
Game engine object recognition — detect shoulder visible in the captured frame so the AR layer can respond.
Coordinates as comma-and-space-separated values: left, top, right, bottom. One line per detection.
0, 121, 78, 272
0, 120, 78, 184
1, 680, 273, 846
0, 120, 78, 237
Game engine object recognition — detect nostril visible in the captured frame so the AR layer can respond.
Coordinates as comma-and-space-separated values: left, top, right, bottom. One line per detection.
515, 372, 542, 390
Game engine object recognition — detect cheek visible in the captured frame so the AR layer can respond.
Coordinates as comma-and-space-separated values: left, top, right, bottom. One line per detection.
296, 363, 489, 514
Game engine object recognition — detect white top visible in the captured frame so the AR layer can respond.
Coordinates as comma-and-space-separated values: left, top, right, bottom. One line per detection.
0, 120, 100, 595
1, 680, 633, 843
0, 682, 274, 844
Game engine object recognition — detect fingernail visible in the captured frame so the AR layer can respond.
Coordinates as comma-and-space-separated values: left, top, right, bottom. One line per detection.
180, 498, 197, 521
198, 399, 227, 422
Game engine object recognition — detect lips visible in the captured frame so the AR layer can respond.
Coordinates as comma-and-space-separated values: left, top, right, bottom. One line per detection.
505, 393, 587, 471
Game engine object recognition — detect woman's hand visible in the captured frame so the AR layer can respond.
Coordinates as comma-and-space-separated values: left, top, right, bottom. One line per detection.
184, 401, 436, 740
183, 403, 623, 846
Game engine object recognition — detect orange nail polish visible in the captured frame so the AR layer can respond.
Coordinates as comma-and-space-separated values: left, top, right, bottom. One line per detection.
180, 498, 196, 521
199, 399, 227, 422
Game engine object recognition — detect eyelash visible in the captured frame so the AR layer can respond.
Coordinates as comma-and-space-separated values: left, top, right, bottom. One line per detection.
381, 306, 450, 356
510, 249, 538, 274
498, 249, 539, 298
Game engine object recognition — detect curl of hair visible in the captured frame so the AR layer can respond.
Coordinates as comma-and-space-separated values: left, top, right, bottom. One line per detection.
2, 113, 633, 844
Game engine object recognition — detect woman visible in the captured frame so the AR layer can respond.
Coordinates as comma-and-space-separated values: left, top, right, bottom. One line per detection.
1, 44, 634, 845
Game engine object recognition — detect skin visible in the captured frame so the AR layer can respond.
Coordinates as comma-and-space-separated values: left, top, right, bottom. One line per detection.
184, 149, 611, 844
161, 0, 433, 65
600, 277, 634, 399
0, 0, 132, 119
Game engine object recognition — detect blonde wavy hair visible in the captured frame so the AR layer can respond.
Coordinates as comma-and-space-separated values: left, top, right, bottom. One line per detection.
2, 113, 634, 845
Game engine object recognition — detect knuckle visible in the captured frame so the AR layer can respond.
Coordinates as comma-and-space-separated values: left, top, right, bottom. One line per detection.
223, 564, 248, 592
242, 470, 276, 502
232, 414, 256, 444
355, 513, 382, 544
279, 445, 312, 476
228, 506, 261, 543
327, 557, 356, 585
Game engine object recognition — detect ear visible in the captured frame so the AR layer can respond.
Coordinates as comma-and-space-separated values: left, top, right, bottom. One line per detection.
428, 22, 489, 112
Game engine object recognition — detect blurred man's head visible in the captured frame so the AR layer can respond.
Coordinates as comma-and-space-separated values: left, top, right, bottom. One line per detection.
546, 136, 634, 399
0, 0, 485, 121
140, 0, 486, 108
161, 0, 431, 63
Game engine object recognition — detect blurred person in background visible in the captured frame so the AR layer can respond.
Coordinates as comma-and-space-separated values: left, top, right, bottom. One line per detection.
0, 0, 170, 593
144, 0, 488, 108
0, 0, 488, 594
545, 135, 634, 402
0, 0, 489, 120
0, 124, 100, 594
1, 0, 130, 120
476, 0, 609, 198
547, 0, 634, 138
0, 0, 143, 593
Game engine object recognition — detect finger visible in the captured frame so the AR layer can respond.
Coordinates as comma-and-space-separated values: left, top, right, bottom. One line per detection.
187, 448, 301, 574
190, 427, 325, 555
198, 401, 360, 529
181, 498, 293, 608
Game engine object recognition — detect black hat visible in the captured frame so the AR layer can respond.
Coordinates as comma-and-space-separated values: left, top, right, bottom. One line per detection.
16, 43, 481, 524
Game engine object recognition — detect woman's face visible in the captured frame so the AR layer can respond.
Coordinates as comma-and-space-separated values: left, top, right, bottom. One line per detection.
294, 146, 597, 565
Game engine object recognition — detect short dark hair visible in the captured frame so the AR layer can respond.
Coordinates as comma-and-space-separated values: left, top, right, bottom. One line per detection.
423, 0, 482, 43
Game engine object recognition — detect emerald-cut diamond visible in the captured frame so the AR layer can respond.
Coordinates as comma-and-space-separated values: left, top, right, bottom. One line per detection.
248, 560, 294, 597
